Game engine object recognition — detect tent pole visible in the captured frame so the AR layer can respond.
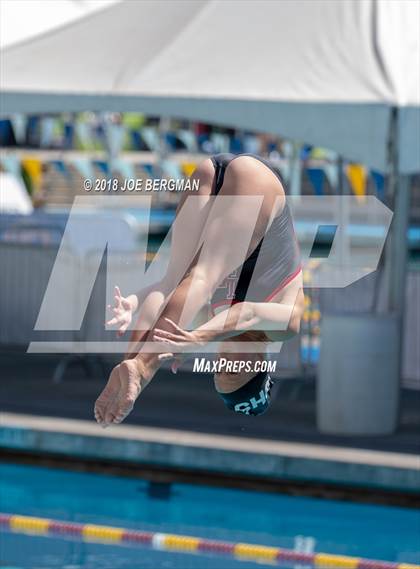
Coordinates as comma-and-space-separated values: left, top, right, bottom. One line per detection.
336, 155, 349, 267
385, 107, 410, 387
388, 176, 410, 315
386, 108, 410, 315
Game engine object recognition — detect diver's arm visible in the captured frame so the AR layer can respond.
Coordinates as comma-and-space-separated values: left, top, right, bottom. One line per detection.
196, 296, 303, 342
153, 291, 304, 350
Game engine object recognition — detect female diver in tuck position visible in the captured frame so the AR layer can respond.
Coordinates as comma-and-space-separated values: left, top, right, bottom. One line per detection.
94, 153, 303, 424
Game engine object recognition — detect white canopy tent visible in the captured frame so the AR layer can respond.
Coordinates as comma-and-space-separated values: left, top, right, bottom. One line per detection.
0, 0, 419, 315
1, 0, 419, 173
0, 0, 118, 49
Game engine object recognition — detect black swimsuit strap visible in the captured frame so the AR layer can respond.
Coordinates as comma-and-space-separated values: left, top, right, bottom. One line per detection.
211, 154, 236, 195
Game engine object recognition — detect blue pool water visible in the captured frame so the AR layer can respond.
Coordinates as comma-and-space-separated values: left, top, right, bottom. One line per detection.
0, 462, 419, 568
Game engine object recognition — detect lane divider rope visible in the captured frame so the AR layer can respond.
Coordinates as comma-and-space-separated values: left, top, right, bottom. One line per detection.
1, 512, 418, 569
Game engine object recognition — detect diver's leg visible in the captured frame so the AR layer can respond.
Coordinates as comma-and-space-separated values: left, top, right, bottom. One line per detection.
126, 158, 215, 352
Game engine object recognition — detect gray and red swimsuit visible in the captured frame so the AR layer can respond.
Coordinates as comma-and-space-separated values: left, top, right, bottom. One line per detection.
209, 153, 301, 314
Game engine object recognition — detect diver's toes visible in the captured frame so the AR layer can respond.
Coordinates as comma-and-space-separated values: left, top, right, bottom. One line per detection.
114, 402, 134, 424
94, 403, 105, 423
104, 411, 116, 425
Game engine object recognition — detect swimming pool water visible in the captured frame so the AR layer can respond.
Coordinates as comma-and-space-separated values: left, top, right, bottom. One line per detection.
0, 462, 419, 568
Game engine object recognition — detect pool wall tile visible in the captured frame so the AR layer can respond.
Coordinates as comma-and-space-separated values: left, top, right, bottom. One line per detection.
0, 414, 419, 494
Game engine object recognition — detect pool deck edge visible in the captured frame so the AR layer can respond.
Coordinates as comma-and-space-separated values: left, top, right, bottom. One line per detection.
1, 412, 419, 493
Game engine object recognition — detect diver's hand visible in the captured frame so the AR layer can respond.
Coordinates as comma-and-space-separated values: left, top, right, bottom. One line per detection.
154, 318, 204, 374
106, 286, 134, 337
153, 318, 204, 351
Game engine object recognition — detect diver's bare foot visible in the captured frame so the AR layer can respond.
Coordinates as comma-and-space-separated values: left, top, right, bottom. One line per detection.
94, 359, 150, 426
94, 364, 121, 426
